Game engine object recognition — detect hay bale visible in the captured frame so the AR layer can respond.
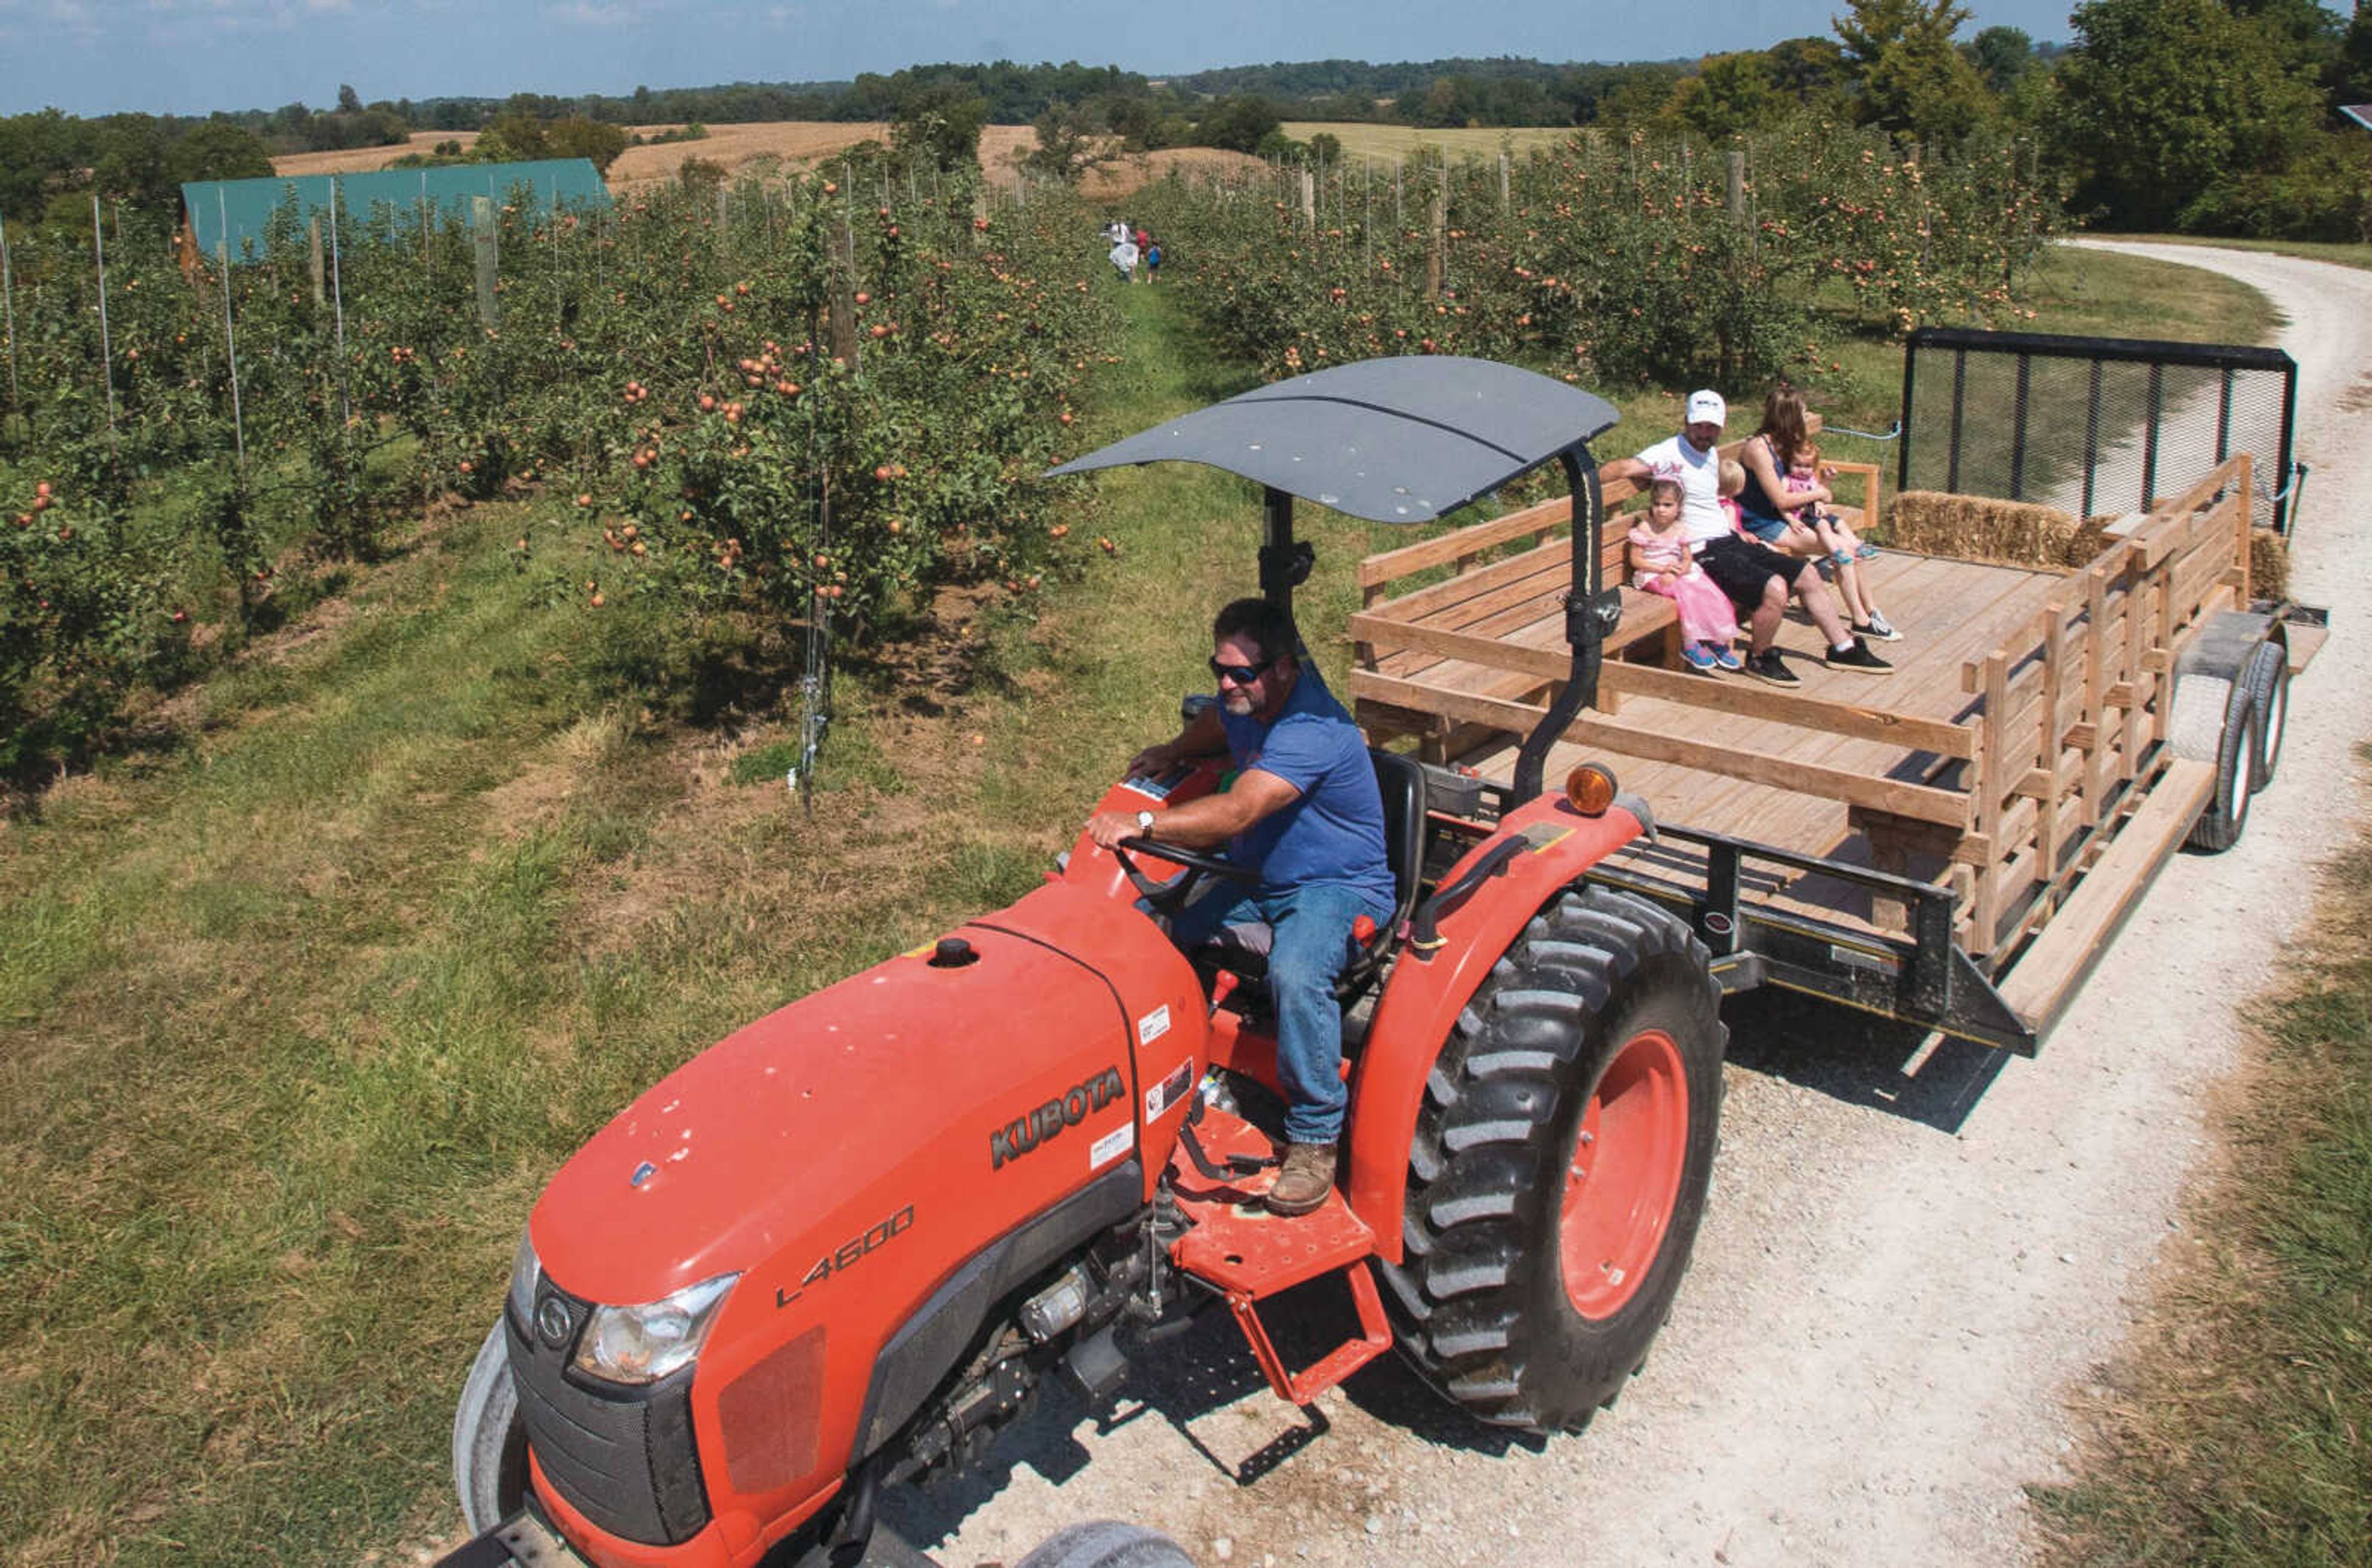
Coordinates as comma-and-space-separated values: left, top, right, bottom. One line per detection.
2249, 528, 2290, 600
1886, 490, 2080, 568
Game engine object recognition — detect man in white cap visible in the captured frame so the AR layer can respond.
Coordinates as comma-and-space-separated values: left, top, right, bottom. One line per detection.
1600, 389, 1889, 685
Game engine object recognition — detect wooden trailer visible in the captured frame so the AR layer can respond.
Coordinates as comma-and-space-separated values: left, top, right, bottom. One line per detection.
1348, 451, 2321, 1050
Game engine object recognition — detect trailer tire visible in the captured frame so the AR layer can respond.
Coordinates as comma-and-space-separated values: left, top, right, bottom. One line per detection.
452, 1318, 529, 1537
2240, 638, 2289, 792
2185, 682, 2260, 854
1378, 886, 1725, 1432
1011, 1521, 1198, 1568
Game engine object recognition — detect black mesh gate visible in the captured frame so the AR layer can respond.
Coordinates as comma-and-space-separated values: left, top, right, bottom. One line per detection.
1898, 328, 2299, 533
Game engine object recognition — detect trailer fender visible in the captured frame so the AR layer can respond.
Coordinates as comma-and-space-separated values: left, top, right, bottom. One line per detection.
2169, 608, 2278, 760
1345, 790, 1646, 1263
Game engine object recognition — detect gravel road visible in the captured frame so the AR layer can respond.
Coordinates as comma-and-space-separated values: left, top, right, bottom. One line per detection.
884, 241, 2372, 1568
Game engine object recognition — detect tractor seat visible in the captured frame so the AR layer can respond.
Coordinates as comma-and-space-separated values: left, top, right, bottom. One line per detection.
1193, 749, 1428, 1004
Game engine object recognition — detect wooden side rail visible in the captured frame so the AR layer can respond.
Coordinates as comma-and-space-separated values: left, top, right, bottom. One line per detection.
1948, 453, 2253, 959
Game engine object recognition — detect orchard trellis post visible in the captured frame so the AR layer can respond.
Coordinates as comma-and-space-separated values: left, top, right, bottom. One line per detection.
472, 196, 499, 328
329, 178, 352, 430
214, 223, 245, 469
1, 210, 19, 421
1426, 156, 1447, 298
91, 193, 117, 446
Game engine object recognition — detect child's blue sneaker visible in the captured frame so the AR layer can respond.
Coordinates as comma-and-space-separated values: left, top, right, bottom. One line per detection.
1855, 542, 1882, 560
1680, 643, 1718, 674
1711, 643, 1744, 671
1829, 548, 1854, 568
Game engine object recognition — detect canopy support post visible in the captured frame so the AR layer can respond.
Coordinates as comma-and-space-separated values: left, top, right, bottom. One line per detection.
1513, 445, 1612, 803
1258, 485, 1313, 615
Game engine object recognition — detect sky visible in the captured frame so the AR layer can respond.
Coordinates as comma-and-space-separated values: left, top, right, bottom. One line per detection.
0, 0, 2082, 119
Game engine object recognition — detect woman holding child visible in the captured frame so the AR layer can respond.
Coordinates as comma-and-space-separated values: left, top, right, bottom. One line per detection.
1735, 384, 1899, 644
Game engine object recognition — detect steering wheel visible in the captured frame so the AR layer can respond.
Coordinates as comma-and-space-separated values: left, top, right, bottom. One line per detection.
1112, 836, 1256, 914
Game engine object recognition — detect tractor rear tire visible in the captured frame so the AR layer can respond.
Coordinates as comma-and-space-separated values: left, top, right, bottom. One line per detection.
1011, 1521, 1198, 1568
453, 1318, 529, 1536
1378, 885, 1725, 1433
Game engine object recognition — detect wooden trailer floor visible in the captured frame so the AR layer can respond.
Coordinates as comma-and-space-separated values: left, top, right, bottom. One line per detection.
1424, 550, 2069, 939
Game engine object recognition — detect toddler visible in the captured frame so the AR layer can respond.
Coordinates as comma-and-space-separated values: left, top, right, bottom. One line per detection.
1629, 478, 1741, 673
1785, 439, 1878, 566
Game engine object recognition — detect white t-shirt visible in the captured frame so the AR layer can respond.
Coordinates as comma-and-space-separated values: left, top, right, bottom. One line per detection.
1632, 434, 1726, 546
1111, 240, 1140, 271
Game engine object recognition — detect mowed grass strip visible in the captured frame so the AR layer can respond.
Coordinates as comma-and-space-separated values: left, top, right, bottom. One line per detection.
2033, 760, 2372, 1567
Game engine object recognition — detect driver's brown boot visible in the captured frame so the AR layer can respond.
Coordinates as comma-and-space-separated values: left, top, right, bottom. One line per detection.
1265, 1142, 1337, 1217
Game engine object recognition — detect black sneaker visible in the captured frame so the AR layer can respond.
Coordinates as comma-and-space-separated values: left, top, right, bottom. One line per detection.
1744, 649, 1800, 686
1853, 611, 1903, 642
1823, 637, 1894, 675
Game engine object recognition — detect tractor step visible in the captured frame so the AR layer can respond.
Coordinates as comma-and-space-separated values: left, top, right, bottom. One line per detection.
1166, 1102, 1392, 1406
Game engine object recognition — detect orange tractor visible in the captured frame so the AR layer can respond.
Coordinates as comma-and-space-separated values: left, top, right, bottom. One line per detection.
439, 359, 1726, 1567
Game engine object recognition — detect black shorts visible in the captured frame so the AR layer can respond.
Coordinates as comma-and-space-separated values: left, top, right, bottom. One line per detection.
1696, 534, 1803, 612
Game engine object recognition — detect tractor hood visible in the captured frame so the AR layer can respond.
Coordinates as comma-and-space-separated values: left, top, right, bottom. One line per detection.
529, 879, 1196, 1312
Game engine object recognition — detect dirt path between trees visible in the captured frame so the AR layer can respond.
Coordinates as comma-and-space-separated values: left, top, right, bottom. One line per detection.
882, 241, 2372, 1567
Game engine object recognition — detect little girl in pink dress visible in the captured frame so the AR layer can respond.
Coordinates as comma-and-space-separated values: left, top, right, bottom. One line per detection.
1627, 478, 1741, 673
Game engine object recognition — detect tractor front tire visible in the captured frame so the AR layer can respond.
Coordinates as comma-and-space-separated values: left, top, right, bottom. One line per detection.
1012, 1522, 1198, 1568
453, 1318, 530, 1536
1379, 885, 1725, 1432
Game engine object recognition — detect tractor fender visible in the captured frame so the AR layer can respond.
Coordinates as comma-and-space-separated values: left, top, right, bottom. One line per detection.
1345, 790, 1646, 1262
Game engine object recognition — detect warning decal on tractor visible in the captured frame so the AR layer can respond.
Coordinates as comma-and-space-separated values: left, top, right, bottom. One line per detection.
1145, 1059, 1193, 1123
1138, 1004, 1172, 1046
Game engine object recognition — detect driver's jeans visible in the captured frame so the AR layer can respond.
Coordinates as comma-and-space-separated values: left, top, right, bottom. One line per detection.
1168, 881, 1395, 1147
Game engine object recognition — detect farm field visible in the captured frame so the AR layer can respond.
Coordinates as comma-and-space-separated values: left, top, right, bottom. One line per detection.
266, 122, 1260, 201
1281, 120, 1581, 161
271, 129, 484, 174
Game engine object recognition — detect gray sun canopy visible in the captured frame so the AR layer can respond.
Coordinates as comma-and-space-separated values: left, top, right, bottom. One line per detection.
1044, 356, 1620, 524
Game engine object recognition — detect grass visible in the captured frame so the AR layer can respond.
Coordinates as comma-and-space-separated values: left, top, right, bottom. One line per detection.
1279, 122, 1581, 164
1794, 243, 2282, 488
0, 248, 2308, 1566
2089, 230, 2372, 274
2032, 755, 2372, 1566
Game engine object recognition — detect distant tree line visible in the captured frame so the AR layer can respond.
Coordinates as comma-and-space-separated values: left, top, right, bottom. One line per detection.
5, 9, 2367, 238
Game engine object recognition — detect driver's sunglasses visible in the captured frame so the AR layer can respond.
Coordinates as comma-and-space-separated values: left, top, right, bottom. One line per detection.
1209, 655, 1276, 686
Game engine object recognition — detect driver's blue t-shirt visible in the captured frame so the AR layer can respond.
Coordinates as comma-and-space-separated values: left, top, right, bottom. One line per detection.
1220, 665, 1397, 914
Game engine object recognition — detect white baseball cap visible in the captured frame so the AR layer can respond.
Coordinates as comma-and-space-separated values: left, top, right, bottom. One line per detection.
1684, 390, 1727, 427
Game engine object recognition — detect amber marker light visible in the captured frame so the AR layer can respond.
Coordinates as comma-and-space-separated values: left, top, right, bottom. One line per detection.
1565, 763, 1619, 816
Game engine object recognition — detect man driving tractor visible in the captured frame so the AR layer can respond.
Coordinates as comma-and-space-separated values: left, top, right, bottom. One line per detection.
1086, 598, 1395, 1216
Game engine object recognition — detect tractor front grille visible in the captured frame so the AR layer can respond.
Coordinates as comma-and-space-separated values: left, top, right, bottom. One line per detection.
505, 1286, 711, 1547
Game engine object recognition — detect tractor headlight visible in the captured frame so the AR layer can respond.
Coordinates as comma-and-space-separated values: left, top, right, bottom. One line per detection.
507, 1228, 542, 1328
572, 1273, 739, 1386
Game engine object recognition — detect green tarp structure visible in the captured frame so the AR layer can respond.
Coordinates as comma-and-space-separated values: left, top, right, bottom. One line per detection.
180, 158, 612, 262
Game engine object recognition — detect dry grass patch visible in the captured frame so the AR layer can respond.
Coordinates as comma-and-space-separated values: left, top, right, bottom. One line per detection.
1280, 122, 1581, 164
2035, 803, 2372, 1565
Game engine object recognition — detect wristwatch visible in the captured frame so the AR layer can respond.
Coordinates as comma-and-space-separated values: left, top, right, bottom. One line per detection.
1135, 810, 1156, 835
